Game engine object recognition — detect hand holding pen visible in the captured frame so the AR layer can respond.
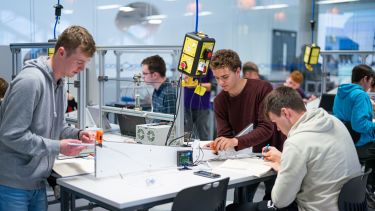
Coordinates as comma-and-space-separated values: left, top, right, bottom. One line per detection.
262, 145, 281, 163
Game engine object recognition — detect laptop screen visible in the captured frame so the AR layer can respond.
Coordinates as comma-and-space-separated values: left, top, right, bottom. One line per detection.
117, 114, 146, 137
319, 94, 336, 113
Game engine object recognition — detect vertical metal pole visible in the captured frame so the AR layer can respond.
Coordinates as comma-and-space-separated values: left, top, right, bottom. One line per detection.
10, 48, 21, 79
114, 51, 122, 102
78, 69, 86, 129
321, 55, 328, 95
173, 49, 184, 139
176, 85, 184, 140
98, 50, 107, 129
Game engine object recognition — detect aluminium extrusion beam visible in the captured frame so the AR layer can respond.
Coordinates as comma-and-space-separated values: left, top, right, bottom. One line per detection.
101, 106, 174, 122
78, 70, 86, 128
97, 49, 107, 129
9, 42, 55, 78
96, 45, 181, 52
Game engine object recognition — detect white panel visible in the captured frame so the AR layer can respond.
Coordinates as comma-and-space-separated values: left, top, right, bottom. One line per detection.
95, 137, 187, 178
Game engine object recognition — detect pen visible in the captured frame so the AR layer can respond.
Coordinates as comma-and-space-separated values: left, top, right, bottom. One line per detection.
262, 144, 270, 160
263, 144, 270, 153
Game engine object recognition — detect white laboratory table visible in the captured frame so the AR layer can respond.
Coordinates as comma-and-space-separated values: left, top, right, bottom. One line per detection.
57, 161, 276, 211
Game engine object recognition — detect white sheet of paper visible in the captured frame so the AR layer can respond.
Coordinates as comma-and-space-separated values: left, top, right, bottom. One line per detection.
53, 157, 94, 177
68, 143, 95, 147
216, 158, 272, 177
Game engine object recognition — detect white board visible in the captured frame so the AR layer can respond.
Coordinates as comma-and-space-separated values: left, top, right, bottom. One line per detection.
95, 138, 187, 178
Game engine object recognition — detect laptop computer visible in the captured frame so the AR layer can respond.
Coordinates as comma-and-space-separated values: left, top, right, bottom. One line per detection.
117, 114, 146, 137
318, 94, 336, 113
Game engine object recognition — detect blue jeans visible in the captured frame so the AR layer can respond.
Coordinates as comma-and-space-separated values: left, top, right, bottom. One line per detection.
0, 184, 47, 211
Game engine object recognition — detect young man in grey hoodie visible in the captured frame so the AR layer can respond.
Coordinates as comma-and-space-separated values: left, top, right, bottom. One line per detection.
227, 86, 361, 211
0, 25, 96, 211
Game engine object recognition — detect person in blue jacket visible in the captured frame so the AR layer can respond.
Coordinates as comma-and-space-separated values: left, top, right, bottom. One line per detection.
333, 64, 375, 207
333, 64, 375, 151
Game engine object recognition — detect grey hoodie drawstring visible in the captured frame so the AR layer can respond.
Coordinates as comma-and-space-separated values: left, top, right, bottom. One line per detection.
52, 82, 57, 118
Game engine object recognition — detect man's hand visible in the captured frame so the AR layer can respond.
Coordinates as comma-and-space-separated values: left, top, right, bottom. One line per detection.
262, 146, 281, 163
60, 139, 87, 156
212, 137, 238, 151
262, 146, 281, 172
265, 161, 280, 172
79, 130, 96, 143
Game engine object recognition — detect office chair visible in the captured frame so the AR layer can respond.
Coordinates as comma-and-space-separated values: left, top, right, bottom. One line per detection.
338, 169, 372, 211
171, 177, 229, 211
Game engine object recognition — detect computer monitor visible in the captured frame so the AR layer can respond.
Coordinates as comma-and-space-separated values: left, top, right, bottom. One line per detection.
117, 114, 146, 137
318, 94, 336, 113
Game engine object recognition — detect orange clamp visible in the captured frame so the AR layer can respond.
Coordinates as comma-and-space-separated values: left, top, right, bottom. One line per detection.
96, 129, 103, 145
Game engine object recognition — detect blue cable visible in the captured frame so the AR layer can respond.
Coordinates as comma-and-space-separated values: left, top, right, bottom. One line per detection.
53, 16, 59, 39
195, 0, 199, 33
311, 0, 315, 43
53, 0, 61, 39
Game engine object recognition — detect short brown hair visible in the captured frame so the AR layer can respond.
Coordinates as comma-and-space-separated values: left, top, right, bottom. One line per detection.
55, 25, 96, 57
141, 55, 166, 77
210, 49, 241, 72
264, 86, 306, 117
352, 64, 374, 83
0, 77, 8, 98
242, 61, 259, 75
290, 70, 303, 84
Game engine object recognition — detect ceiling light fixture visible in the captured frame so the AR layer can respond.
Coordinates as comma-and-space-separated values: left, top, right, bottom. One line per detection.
316, 0, 359, 5
119, 6, 135, 12
97, 4, 122, 10
252, 4, 288, 10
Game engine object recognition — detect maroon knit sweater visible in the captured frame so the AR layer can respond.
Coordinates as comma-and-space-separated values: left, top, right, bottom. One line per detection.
214, 79, 285, 152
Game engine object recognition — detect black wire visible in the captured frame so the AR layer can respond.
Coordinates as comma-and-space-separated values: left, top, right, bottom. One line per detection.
167, 132, 191, 146
310, 0, 316, 43
192, 145, 204, 165
188, 85, 196, 138
188, 76, 206, 142
164, 75, 183, 146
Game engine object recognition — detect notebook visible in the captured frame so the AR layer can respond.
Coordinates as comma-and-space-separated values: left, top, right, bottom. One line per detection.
216, 158, 272, 177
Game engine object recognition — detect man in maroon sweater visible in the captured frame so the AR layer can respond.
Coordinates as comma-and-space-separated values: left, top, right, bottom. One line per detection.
208, 49, 284, 153
208, 49, 285, 204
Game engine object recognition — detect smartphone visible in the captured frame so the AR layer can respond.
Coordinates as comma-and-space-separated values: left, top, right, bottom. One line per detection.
193, 170, 221, 178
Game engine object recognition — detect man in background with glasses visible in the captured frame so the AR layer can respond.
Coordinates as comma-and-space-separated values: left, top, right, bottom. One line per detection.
141, 55, 176, 115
